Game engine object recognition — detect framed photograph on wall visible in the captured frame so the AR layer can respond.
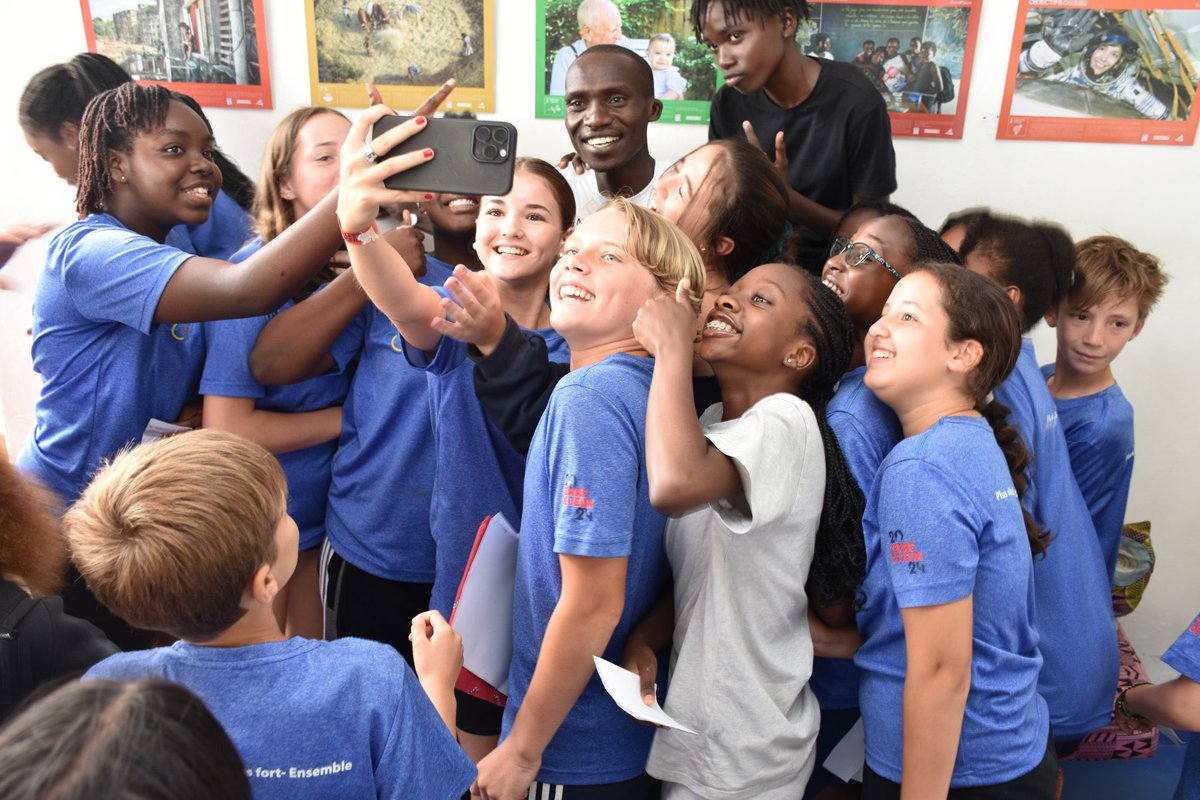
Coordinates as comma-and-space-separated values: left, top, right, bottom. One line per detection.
804, 0, 981, 139
535, 0, 718, 125
306, 0, 494, 112
998, 0, 1200, 145
80, 0, 272, 109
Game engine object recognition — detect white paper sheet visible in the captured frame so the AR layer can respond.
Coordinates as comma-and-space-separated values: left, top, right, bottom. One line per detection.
140, 418, 190, 444
451, 513, 519, 693
593, 656, 697, 734
823, 717, 865, 783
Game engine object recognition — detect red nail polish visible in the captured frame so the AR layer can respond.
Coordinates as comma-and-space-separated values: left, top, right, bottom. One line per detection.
422, 148, 434, 158
415, 115, 427, 126
424, 193, 434, 200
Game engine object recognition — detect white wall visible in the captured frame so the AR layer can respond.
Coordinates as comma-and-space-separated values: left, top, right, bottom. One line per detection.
0, 0, 1195, 680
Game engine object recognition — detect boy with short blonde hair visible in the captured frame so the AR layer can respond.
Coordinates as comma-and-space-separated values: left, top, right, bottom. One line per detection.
1043, 235, 1169, 579
67, 430, 475, 800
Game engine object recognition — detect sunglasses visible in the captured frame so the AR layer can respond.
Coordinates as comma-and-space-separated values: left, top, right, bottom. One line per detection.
829, 236, 903, 281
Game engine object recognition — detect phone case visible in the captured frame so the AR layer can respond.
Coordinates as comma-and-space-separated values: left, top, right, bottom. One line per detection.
372, 115, 517, 197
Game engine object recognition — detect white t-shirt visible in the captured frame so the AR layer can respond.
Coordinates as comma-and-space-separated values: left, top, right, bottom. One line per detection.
648, 393, 824, 799
557, 162, 662, 225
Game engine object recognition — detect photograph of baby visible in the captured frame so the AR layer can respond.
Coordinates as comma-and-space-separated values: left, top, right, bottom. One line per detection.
536, 0, 719, 125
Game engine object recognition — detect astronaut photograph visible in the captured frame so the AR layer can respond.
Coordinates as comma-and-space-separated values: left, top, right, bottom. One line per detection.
1011, 6, 1198, 122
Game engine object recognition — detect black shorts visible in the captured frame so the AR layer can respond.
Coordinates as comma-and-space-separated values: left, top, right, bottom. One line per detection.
525, 772, 660, 800
322, 547, 432, 669
455, 688, 503, 736
861, 731, 1057, 800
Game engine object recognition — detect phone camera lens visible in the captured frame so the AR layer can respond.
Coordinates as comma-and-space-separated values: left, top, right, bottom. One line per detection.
491, 127, 510, 145
474, 127, 490, 143
483, 143, 499, 160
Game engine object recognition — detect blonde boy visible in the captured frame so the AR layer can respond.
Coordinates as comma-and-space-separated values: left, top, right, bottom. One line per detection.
1043, 235, 1168, 579
66, 430, 475, 800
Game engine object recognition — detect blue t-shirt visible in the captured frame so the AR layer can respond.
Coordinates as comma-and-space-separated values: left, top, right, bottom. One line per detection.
323, 258, 454, 582
1163, 612, 1200, 800
402, 299, 569, 618
812, 366, 903, 710
85, 637, 475, 799
993, 340, 1113, 743
18, 214, 203, 503
854, 416, 1049, 787
997, 341, 1118, 740
164, 188, 254, 260
503, 353, 669, 785
1041, 365, 1134, 581
200, 239, 350, 550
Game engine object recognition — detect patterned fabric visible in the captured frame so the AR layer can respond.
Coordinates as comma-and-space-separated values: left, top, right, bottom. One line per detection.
1064, 623, 1159, 761
1112, 521, 1155, 618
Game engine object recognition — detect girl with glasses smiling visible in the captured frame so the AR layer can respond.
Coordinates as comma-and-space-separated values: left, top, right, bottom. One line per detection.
808, 210, 960, 800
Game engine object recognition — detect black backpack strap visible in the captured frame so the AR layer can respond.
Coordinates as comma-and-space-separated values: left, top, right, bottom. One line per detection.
0, 583, 42, 717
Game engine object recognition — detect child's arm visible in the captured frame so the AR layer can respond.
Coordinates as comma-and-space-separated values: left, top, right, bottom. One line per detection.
474, 554, 627, 799
202, 396, 342, 455
898, 598, 973, 800
1118, 677, 1200, 733
250, 268, 367, 385
438, 266, 568, 456
153, 94, 452, 324
335, 112, 450, 354
633, 280, 740, 515
808, 606, 862, 659
621, 582, 675, 706
410, 610, 463, 734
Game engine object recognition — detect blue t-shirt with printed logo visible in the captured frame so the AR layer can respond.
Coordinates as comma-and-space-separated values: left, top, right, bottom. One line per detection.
1162, 612, 1200, 800
503, 353, 669, 785
812, 365, 903, 710
85, 637, 475, 800
998, 341, 1118, 740
18, 214, 204, 503
401, 295, 569, 618
323, 258, 453, 582
1040, 365, 1134, 582
855, 416, 1048, 787
200, 239, 350, 550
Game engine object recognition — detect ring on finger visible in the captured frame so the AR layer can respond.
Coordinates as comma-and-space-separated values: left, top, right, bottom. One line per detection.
363, 139, 378, 164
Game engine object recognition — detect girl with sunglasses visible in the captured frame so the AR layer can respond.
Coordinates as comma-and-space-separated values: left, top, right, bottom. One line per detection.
807, 210, 960, 800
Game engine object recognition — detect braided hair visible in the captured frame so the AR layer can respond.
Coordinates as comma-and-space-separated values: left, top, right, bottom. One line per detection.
897, 216, 962, 267
76, 83, 175, 216
913, 262, 1049, 557
787, 265, 868, 607
690, 0, 811, 40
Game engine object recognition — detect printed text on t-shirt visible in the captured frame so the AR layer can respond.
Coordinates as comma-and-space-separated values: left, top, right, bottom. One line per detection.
562, 477, 594, 521
889, 530, 925, 574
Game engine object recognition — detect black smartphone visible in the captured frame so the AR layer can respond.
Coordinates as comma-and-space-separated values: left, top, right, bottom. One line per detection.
372, 115, 517, 196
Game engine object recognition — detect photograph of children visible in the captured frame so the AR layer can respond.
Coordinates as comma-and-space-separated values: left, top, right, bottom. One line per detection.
306, 0, 493, 111
80, 0, 271, 108
536, 0, 719, 125
801, 0, 981, 138
999, 1, 1200, 144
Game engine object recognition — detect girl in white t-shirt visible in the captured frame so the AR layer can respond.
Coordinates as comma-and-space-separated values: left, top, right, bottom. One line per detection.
624, 263, 865, 799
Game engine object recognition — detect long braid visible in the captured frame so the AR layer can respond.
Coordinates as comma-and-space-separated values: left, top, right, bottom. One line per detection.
791, 267, 867, 607
978, 399, 1049, 558
76, 83, 173, 216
